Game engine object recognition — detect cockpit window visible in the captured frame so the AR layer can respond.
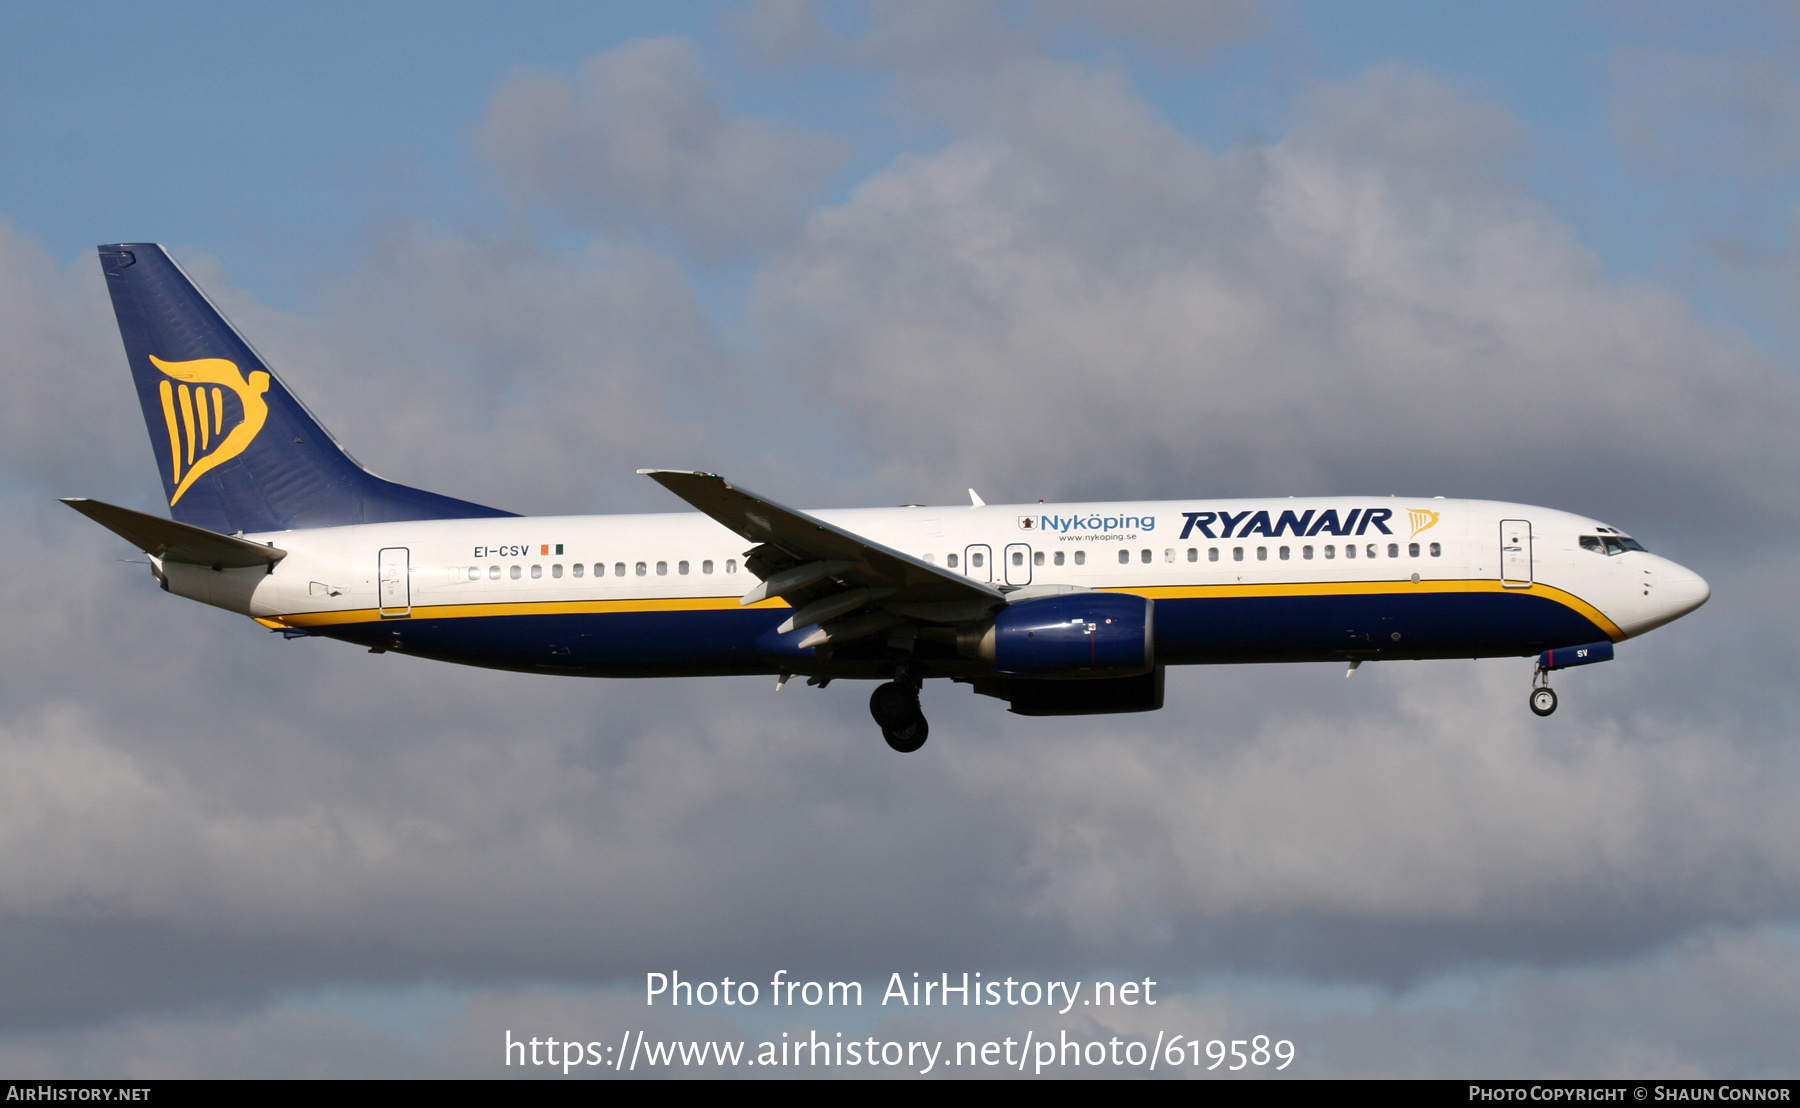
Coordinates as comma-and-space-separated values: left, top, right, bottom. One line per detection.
1582, 534, 1649, 555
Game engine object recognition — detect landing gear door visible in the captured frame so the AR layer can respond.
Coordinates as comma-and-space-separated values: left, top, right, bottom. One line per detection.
1500, 520, 1532, 588
964, 544, 993, 583
379, 546, 411, 617
1003, 543, 1033, 586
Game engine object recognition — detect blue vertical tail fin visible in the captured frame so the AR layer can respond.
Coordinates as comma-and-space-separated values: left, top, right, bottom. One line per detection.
97, 243, 513, 533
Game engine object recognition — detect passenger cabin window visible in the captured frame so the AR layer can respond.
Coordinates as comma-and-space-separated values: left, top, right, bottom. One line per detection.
467, 567, 479, 581
1429, 543, 1441, 557
1279, 546, 1290, 560
1345, 545, 1356, 559
923, 554, 935, 564
573, 563, 584, 577
552, 564, 563, 578
656, 561, 668, 576
679, 561, 690, 575
1054, 551, 1065, 566
1209, 548, 1219, 562
1325, 545, 1335, 559
614, 563, 626, 577
530, 565, 542, 579
1408, 543, 1419, 558
947, 553, 959, 569
1074, 551, 1086, 565
1233, 547, 1244, 561
490, 566, 501, 579
1303, 545, 1313, 560
1012, 551, 1024, 566
971, 552, 984, 568
702, 560, 713, 574
1187, 548, 1198, 562
726, 559, 738, 573
1387, 544, 1399, 558
1256, 547, 1267, 561
635, 562, 647, 577
1034, 551, 1044, 566
1140, 549, 1151, 564
1118, 549, 1130, 565
1366, 544, 1377, 559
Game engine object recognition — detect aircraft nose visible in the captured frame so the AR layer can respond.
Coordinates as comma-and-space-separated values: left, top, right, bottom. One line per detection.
1660, 561, 1710, 620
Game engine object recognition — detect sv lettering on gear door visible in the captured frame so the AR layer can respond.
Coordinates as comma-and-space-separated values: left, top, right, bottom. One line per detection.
378, 546, 411, 617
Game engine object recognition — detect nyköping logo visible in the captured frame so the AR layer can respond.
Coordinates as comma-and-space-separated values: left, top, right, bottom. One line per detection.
150, 355, 270, 505
1408, 509, 1441, 539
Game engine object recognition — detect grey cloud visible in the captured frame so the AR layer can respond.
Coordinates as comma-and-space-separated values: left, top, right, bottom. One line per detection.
478, 38, 845, 260
0, 223, 152, 502
171, 229, 733, 517
5, 926, 1798, 1077
1031, 0, 1269, 64
755, 63, 1800, 544
1614, 41, 1800, 178
743, 1, 1269, 73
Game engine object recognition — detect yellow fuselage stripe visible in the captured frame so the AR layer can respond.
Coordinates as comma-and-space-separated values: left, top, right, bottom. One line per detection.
256, 578, 1623, 641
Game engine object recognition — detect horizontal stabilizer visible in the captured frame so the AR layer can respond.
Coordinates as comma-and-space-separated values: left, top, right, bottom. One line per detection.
61, 498, 285, 568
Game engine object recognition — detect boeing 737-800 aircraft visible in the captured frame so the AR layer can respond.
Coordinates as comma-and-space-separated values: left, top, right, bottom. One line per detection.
66, 245, 1710, 751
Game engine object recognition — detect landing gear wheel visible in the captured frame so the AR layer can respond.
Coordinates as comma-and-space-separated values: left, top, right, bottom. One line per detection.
1530, 686, 1558, 716
882, 717, 929, 753
871, 681, 928, 752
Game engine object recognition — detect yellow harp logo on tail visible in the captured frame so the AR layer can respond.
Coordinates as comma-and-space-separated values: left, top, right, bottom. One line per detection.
149, 355, 271, 506
1408, 508, 1441, 538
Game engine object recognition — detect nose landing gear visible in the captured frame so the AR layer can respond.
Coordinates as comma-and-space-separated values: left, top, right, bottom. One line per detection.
870, 679, 929, 752
1529, 665, 1558, 716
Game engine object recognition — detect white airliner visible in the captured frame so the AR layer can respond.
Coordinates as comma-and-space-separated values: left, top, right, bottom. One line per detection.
67, 245, 1710, 751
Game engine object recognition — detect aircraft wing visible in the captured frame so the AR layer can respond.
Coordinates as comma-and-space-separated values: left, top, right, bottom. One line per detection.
640, 470, 1004, 647
62, 497, 286, 568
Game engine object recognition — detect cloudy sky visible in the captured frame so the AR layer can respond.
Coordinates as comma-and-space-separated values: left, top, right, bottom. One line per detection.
1, 0, 1797, 1078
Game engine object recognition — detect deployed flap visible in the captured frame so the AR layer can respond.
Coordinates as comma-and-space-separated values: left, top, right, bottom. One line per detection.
640, 471, 1004, 607
61, 497, 285, 568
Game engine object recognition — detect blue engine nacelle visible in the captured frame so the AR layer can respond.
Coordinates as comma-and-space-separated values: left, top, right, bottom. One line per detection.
958, 592, 1154, 679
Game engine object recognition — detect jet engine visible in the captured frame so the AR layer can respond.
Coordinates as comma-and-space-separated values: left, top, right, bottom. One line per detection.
957, 592, 1154, 679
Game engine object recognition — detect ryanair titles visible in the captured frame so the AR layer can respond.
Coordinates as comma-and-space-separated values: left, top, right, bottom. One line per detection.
1180, 507, 1394, 540
1022, 507, 1397, 541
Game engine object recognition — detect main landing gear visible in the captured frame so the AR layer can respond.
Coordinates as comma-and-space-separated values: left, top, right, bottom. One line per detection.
1529, 665, 1558, 717
870, 679, 929, 752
